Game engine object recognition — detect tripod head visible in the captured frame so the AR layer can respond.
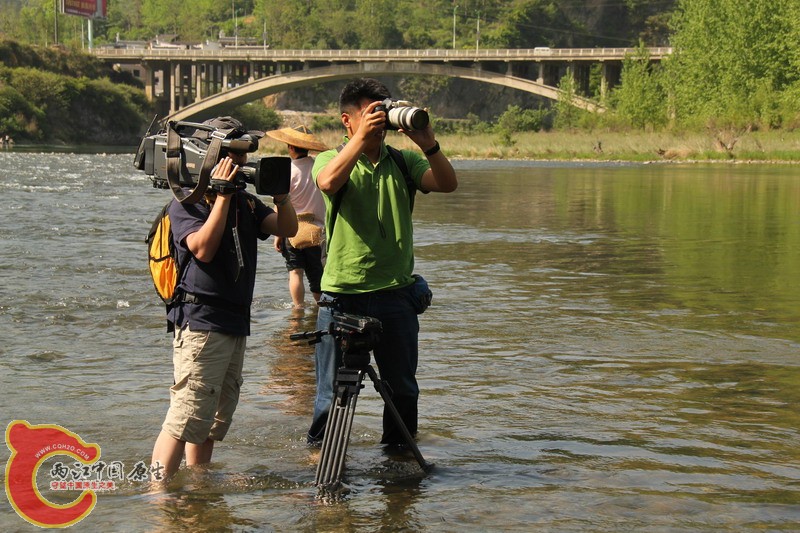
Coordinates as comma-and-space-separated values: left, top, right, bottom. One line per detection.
289, 305, 382, 369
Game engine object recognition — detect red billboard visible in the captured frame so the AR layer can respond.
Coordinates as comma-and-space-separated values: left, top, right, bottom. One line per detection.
61, 0, 107, 19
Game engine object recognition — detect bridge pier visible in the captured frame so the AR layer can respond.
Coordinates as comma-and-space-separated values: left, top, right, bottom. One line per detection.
195, 64, 202, 101
143, 62, 155, 101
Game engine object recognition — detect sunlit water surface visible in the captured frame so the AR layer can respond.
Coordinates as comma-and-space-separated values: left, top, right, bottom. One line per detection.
1, 152, 798, 531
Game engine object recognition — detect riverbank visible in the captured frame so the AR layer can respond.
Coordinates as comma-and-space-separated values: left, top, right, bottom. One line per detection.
6, 128, 800, 164
278, 128, 800, 163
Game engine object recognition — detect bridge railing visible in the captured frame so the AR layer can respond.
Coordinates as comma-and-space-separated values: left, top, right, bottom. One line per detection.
92, 47, 673, 62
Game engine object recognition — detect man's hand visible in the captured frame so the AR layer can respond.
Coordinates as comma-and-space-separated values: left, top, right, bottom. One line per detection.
401, 124, 436, 154
353, 100, 387, 143
212, 156, 239, 189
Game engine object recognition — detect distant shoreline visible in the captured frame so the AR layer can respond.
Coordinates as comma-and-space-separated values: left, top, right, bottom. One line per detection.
7, 129, 800, 165
269, 128, 800, 165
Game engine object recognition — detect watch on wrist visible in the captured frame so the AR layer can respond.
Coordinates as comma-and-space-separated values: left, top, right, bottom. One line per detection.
423, 141, 440, 157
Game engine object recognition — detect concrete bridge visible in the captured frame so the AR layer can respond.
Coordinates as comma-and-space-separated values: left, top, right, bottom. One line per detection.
93, 47, 672, 122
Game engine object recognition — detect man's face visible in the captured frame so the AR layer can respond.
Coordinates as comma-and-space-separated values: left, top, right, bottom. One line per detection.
342, 97, 385, 141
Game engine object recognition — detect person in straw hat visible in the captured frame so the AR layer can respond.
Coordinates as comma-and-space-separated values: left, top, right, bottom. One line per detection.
266, 125, 329, 308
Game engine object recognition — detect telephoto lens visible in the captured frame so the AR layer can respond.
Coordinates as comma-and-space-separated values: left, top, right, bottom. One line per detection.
379, 99, 430, 130
387, 105, 429, 130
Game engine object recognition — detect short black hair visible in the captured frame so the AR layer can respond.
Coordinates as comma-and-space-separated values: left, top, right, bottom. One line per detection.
290, 145, 309, 156
339, 78, 391, 113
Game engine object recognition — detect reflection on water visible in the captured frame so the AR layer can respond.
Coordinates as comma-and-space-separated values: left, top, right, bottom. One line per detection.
1, 154, 798, 531
261, 307, 318, 417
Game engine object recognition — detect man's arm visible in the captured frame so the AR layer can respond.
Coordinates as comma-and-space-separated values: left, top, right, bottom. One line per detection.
184, 157, 237, 263
403, 126, 458, 193
260, 194, 298, 237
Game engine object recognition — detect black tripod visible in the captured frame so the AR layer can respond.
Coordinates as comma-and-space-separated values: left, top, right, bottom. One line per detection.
291, 310, 433, 487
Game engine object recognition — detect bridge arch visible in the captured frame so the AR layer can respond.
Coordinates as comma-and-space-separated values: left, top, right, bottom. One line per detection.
166, 61, 603, 123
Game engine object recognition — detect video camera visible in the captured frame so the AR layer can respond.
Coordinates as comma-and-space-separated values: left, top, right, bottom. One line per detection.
134, 117, 291, 199
375, 99, 429, 131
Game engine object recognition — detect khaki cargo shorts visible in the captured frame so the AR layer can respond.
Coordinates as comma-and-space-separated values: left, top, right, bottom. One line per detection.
161, 326, 246, 444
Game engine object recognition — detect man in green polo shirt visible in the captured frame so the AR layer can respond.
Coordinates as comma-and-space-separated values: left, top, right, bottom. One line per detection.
308, 77, 458, 446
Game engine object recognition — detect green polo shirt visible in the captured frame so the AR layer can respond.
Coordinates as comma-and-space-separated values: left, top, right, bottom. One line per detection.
312, 141, 429, 293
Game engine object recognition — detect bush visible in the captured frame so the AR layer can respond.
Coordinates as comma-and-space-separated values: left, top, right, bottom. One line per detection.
1, 65, 150, 144
0, 84, 44, 141
495, 105, 549, 133
73, 78, 151, 144
311, 114, 342, 132
231, 102, 281, 132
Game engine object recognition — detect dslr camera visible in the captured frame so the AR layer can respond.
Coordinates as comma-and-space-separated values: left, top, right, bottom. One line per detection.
375, 99, 429, 131
134, 117, 290, 198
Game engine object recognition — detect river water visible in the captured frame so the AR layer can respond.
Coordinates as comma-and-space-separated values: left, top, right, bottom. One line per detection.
1, 152, 798, 531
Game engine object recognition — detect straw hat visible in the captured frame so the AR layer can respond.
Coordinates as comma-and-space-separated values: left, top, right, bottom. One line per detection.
266, 125, 328, 152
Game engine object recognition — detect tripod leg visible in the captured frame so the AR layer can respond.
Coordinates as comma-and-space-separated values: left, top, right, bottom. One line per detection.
365, 366, 433, 473
314, 369, 364, 487
327, 393, 358, 484
315, 396, 345, 485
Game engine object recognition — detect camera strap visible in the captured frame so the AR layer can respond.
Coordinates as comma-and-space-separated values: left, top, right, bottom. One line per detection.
165, 122, 234, 204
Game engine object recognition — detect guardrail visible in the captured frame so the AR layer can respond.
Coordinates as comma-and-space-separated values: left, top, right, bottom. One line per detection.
92, 47, 673, 62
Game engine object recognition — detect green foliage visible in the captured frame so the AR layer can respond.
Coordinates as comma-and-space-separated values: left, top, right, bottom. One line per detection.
0, 0, 672, 50
230, 102, 281, 132
609, 44, 668, 129
0, 83, 44, 140
777, 82, 800, 130
487, 0, 574, 48
554, 75, 582, 130
665, 0, 799, 130
312, 114, 343, 132
462, 114, 493, 134
397, 77, 449, 107
0, 40, 142, 87
9, 0, 800, 143
75, 78, 151, 143
0, 42, 150, 144
496, 104, 549, 133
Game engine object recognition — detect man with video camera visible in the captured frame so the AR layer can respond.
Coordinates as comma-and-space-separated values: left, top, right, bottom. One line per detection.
150, 116, 298, 481
308, 78, 458, 448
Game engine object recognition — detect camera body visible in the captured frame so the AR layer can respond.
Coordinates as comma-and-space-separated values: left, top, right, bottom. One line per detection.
288, 302, 383, 368
329, 311, 382, 361
375, 99, 430, 131
330, 311, 382, 337
134, 120, 290, 196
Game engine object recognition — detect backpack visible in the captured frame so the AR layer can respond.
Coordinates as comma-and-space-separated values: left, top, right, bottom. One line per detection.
145, 201, 184, 306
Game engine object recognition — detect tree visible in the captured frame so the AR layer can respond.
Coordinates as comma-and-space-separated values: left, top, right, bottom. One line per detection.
255, 0, 317, 48
665, 0, 799, 129
554, 73, 580, 129
485, 0, 574, 48
611, 44, 667, 129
